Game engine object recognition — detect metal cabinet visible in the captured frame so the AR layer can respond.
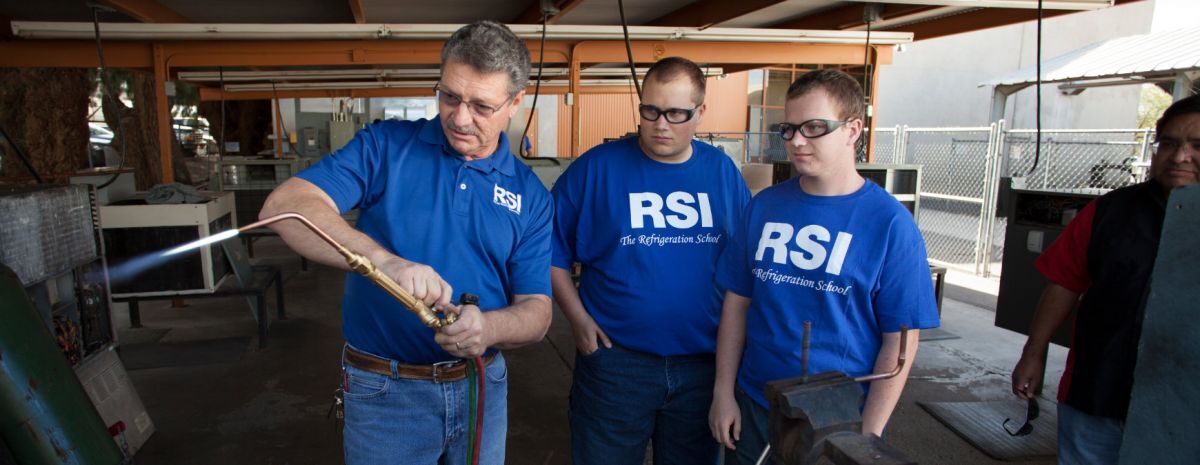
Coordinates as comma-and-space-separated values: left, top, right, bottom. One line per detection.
214, 156, 303, 227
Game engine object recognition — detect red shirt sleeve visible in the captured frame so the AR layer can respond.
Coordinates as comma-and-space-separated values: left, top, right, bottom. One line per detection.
1034, 200, 1096, 293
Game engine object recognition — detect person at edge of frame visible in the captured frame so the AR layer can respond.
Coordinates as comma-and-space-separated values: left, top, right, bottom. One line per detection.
1011, 93, 1200, 465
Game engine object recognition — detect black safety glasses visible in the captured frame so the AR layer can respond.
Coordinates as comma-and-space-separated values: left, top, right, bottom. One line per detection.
638, 104, 698, 124
1002, 398, 1039, 437
779, 119, 852, 140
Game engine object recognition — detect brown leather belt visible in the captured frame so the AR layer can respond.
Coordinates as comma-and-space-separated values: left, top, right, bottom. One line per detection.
343, 345, 495, 383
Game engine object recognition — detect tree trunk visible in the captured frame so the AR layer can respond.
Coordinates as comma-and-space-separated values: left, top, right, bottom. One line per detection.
198, 99, 271, 157
100, 70, 167, 190
0, 68, 90, 183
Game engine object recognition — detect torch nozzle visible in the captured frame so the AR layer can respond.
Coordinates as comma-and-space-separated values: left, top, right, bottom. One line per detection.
172, 212, 456, 329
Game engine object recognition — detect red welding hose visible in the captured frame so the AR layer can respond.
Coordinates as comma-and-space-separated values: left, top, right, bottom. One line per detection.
472, 355, 485, 465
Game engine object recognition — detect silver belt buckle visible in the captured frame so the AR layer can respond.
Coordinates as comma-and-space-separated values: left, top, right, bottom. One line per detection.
430, 360, 459, 383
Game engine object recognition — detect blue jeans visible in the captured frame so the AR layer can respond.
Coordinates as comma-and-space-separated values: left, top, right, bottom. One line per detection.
569, 344, 719, 465
1057, 402, 1123, 465
342, 346, 508, 465
724, 387, 770, 465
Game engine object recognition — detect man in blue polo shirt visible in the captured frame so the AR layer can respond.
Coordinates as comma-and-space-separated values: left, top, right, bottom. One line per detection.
260, 21, 552, 465
552, 57, 750, 464
708, 69, 940, 465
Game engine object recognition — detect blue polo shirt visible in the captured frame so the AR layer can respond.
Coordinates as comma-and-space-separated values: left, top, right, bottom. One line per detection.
716, 179, 940, 408
552, 137, 750, 356
297, 117, 552, 364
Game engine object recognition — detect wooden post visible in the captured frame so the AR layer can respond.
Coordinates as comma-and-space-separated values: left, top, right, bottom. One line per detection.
153, 44, 174, 183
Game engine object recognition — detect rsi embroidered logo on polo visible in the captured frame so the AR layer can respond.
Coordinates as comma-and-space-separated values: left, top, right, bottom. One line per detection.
754, 222, 853, 276
629, 192, 713, 229
493, 184, 522, 214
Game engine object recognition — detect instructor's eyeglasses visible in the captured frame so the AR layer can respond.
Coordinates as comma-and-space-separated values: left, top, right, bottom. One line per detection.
1002, 398, 1039, 437
638, 104, 699, 124
434, 83, 512, 118
779, 119, 852, 141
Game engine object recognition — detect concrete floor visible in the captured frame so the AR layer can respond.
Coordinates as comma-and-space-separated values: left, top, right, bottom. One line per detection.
116, 237, 1067, 465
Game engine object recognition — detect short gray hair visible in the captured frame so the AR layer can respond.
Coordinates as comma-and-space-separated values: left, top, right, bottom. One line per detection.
441, 21, 531, 98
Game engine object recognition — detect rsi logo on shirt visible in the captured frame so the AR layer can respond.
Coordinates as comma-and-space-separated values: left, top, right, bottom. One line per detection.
629, 192, 713, 229
755, 223, 853, 276
493, 184, 522, 214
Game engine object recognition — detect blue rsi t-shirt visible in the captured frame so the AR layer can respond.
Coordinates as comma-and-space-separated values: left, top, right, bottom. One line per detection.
552, 137, 750, 356
297, 117, 552, 364
716, 178, 940, 408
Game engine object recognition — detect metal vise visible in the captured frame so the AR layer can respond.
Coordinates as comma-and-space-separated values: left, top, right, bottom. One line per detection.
765, 372, 915, 465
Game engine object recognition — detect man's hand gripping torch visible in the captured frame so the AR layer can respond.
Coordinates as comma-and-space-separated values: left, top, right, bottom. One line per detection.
174, 212, 487, 465
229, 212, 459, 329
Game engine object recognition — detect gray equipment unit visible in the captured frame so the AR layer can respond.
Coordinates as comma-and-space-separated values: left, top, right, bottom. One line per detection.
300, 127, 321, 157
0, 184, 98, 286
1118, 185, 1200, 464
70, 168, 136, 205
0, 184, 154, 456
329, 119, 356, 153
994, 188, 1098, 346
857, 164, 922, 220
100, 191, 235, 297
215, 156, 303, 227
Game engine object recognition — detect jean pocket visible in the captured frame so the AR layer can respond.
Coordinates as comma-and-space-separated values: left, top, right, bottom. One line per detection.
343, 368, 388, 400
485, 356, 508, 384
579, 345, 608, 359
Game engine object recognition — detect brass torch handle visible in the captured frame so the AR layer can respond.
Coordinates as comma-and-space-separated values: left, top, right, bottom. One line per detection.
339, 249, 453, 329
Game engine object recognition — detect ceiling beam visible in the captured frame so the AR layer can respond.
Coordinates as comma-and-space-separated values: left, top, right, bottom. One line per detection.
647, 0, 786, 29
514, 0, 587, 25
197, 84, 629, 101
0, 40, 574, 68
0, 39, 888, 69
95, 0, 189, 23
897, 7, 1072, 41
719, 64, 767, 75
773, 3, 939, 30
347, 0, 366, 23
895, 0, 1143, 40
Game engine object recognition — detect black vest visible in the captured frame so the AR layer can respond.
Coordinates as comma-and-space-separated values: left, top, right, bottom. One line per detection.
1067, 180, 1167, 420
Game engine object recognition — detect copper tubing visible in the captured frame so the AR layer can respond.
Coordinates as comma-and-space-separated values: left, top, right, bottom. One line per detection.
247, 212, 457, 329
853, 325, 909, 383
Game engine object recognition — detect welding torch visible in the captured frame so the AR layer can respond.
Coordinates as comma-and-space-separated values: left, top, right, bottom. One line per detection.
166, 212, 486, 464
166, 211, 458, 329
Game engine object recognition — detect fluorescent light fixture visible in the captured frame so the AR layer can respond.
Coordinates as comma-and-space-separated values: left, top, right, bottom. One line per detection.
11, 22, 913, 44
864, 0, 1111, 9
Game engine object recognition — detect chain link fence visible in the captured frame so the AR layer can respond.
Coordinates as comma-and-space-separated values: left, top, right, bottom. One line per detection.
1003, 129, 1154, 191
867, 127, 898, 164
895, 127, 995, 273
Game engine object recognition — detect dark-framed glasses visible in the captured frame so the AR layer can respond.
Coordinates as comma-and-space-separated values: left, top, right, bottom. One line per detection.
1002, 398, 1039, 437
779, 119, 851, 141
1151, 138, 1200, 156
434, 83, 511, 118
638, 104, 698, 124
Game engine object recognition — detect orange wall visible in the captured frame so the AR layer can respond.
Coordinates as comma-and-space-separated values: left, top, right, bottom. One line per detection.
554, 71, 751, 157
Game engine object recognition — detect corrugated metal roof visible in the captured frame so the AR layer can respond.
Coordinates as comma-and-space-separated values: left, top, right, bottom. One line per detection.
979, 26, 1200, 87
